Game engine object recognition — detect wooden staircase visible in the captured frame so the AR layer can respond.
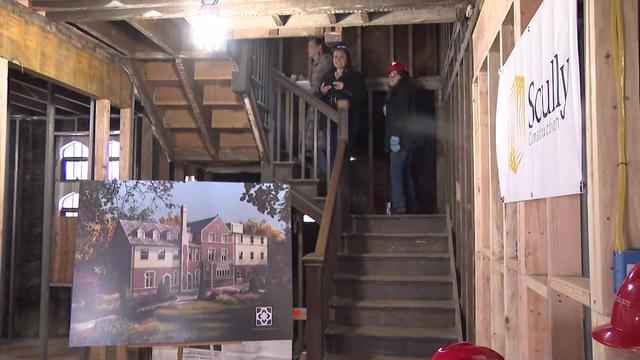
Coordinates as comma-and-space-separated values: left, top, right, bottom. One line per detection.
324, 214, 462, 359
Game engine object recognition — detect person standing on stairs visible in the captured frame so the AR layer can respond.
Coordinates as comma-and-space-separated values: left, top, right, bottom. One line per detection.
384, 62, 418, 215
305, 37, 333, 178
319, 44, 366, 160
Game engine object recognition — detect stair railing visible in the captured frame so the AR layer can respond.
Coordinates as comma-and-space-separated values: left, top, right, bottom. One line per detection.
272, 68, 350, 360
302, 138, 350, 360
272, 69, 347, 186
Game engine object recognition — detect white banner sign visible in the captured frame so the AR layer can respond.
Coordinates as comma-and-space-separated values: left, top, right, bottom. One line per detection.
496, 0, 583, 202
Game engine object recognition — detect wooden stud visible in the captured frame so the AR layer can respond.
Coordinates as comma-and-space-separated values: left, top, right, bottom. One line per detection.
94, 99, 110, 181
119, 107, 134, 180
474, 72, 491, 346
140, 116, 154, 180
0, 59, 7, 328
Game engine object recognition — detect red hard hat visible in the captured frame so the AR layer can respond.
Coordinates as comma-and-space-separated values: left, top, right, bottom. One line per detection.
592, 262, 640, 349
432, 342, 504, 360
384, 61, 408, 76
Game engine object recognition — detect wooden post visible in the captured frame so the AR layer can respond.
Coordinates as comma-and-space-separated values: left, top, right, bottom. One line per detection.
0, 58, 8, 336
90, 99, 110, 359
140, 116, 153, 180
487, 43, 505, 354
94, 100, 110, 181
119, 107, 134, 180
473, 70, 491, 346
303, 257, 324, 360
117, 103, 135, 360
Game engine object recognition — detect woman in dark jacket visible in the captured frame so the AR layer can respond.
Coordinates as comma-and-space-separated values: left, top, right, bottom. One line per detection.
318, 45, 366, 157
384, 62, 417, 214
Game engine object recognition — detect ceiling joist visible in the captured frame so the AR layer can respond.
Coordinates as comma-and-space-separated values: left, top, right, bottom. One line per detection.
35, 0, 470, 22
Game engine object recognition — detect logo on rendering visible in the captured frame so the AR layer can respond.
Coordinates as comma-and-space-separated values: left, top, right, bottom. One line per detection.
508, 75, 526, 173
256, 307, 273, 326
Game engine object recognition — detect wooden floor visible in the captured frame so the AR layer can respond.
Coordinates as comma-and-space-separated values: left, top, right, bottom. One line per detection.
0, 338, 83, 360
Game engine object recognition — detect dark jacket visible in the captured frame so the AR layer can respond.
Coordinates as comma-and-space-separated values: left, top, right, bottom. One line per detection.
318, 69, 366, 109
318, 69, 366, 142
385, 78, 417, 148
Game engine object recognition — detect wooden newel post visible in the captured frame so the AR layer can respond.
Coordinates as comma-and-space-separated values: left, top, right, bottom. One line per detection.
337, 100, 349, 141
303, 255, 325, 360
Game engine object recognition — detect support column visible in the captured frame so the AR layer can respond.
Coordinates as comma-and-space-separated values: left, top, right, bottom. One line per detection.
119, 107, 134, 180
90, 99, 110, 360
94, 100, 110, 181
39, 82, 56, 360
0, 58, 8, 344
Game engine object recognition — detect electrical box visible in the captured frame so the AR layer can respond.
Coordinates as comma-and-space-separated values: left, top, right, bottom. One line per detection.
614, 249, 640, 291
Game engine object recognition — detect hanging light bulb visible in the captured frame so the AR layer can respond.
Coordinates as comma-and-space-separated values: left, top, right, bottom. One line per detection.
191, 0, 226, 52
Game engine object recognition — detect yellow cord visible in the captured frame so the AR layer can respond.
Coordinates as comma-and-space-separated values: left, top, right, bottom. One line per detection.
611, 0, 626, 253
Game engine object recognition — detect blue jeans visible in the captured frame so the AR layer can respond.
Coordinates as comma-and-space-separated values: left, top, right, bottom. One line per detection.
390, 146, 416, 211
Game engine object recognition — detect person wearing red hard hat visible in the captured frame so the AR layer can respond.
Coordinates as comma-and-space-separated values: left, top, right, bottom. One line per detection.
432, 342, 504, 360
592, 262, 640, 358
383, 61, 418, 214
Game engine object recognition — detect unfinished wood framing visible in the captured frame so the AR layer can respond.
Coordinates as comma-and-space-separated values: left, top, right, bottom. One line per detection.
440, 0, 640, 359
0, 59, 7, 328
0, 2, 132, 107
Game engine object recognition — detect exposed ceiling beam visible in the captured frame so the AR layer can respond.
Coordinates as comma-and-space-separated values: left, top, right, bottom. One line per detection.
222, 8, 458, 29
271, 14, 290, 27
38, 0, 471, 22
359, 11, 370, 24
128, 19, 188, 56
174, 58, 218, 160
328, 13, 338, 25
9, 92, 47, 114
0, 0, 120, 62
75, 21, 140, 56
123, 60, 173, 160
9, 79, 90, 114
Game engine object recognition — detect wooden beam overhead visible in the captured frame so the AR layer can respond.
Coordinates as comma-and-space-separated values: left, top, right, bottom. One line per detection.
272, 14, 290, 27
0, 0, 120, 61
328, 13, 338, 25
223, 8, 458, 30
174, 58, 218, 159
128, 19, 187, 56
359, 11, 370, 24
38, 0, 470, 22
75, 21, 140, 56
123, 61, 173, 160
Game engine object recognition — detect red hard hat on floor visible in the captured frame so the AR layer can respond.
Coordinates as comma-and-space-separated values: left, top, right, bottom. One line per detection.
592, 262, 640, 349
384, 61, 408, 77
432, 342, 504, 360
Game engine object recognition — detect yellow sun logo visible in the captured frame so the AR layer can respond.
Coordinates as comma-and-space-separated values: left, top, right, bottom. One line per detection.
508, 75, 526, 173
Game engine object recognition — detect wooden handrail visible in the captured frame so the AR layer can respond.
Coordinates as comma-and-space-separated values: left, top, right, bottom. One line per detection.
271, 68, 340, 121
312, 139, 347, 257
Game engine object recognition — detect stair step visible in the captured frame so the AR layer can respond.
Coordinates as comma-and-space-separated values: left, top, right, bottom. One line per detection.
330, 298, 455, 309
337, 252, 450, 276
350, 214, 447, 234
326, 325, 457, 358
344, 233, 449, 253
326, 324, 457, 340
330, 298, 456, 328
333, 274, 453, 301
325, 355, 426, 360
338, 252, 449, 259
334, 274, 451, 283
